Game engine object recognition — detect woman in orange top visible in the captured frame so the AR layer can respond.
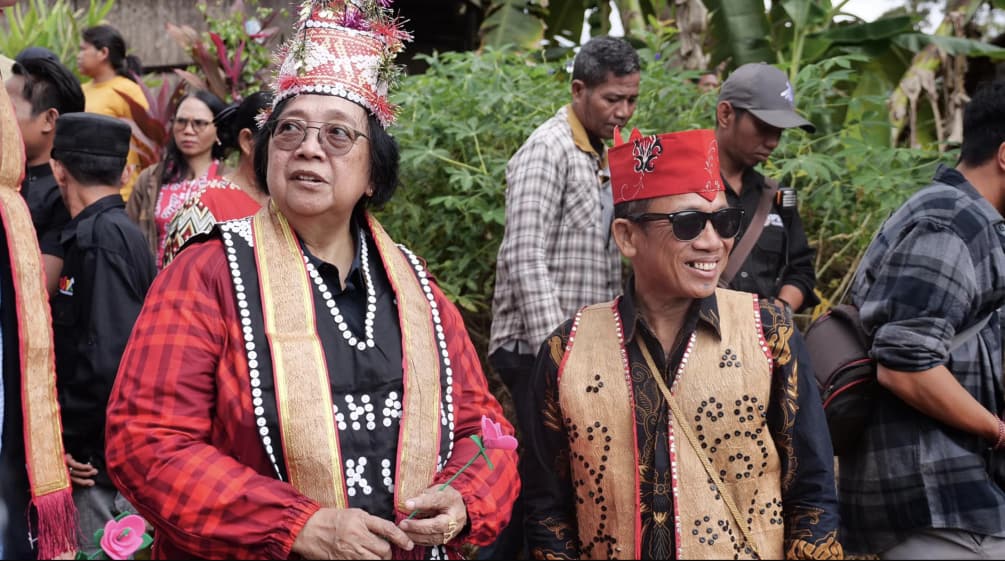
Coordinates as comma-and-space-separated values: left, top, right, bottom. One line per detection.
77, 25, 149, 200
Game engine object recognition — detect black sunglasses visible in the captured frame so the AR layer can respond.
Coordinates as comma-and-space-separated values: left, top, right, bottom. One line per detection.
628, 207, 745, 241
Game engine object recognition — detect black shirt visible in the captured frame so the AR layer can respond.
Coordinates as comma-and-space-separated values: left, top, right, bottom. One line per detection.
21, 163, 70, 258
301, 225, 403, 519
51, 194, 155, 484
723, 168, 818, 312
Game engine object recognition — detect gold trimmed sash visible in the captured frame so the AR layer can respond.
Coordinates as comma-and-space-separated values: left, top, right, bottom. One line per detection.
251, 205, 443, 511
0, 81, 78, 558
367, 217, 442, 511
253, 203, 345, 507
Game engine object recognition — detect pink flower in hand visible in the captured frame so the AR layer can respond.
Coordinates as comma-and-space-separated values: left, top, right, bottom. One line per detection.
480, 415, 518, 450
99, 514, 146, 560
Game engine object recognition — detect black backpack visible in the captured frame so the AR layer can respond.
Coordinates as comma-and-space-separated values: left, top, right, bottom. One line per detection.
804, 304, 992, 457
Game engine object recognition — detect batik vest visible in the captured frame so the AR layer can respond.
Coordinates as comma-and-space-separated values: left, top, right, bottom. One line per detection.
558, 288, 784, 559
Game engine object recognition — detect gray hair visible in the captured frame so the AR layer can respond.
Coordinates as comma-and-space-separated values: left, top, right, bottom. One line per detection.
572, 36, 641, 87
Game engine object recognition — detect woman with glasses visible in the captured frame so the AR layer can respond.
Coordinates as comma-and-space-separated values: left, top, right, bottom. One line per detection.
128, 89, 226, 266
518, 128, 843, 560
104, 2, 518, 560
161, 91, 272, 267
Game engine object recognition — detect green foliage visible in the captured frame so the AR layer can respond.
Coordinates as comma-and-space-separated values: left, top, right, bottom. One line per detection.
381, 47, 568, 348
168, 0, 285, 102
382, 47, 947, 354
0, 0, 114, 74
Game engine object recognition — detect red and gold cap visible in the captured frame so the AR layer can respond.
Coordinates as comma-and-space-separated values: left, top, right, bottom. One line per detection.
267, 0, 411, 128
609, 127, 723, 204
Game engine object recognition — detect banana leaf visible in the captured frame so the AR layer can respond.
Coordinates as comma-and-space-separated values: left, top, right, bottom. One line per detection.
701, 0, 775, 68
480, 0, 546, 50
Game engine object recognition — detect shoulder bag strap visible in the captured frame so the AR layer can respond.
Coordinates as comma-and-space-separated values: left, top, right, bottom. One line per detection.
949, 311, 995, 351
719, 178, 779, 287
639, 342, 760, 559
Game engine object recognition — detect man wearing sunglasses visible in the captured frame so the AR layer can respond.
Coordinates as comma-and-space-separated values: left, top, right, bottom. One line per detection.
716, 63, 817, 316
485, 35, 640, 560
519, 128, 842, 560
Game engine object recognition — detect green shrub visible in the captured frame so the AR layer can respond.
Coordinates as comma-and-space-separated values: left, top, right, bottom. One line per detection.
383, 47, 949, 356
0, 0, 114, 75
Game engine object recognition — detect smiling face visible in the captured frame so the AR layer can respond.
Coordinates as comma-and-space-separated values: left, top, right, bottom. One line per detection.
265, 94, 372, 224
571, 71, 641, 142
614, 191, 735, 302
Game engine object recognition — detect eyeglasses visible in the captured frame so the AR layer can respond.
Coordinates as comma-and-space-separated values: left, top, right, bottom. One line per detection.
271, 118, 368, 157
172, 117, 213, 133
628, 207, 745, 241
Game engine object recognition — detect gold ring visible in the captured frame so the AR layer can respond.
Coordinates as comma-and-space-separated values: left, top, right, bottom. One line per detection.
443, 519, 458, 544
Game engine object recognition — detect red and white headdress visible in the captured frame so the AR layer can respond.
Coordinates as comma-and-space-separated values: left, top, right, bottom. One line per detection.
609, 128, 723, 204
267, 0, 411, 128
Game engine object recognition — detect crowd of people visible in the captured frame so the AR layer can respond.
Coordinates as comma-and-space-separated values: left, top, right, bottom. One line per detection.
2, 0, 1005, 560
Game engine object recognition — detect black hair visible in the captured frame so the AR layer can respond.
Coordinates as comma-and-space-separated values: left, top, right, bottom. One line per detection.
572, 36, 641, 88
253, 97, 400, 212
614, 199, 650, 220
960, 80, 1005, 167
52, 152, 126, 187
11, 57, 85, 116
81, 25, 143, 82
215, 91, 273, 153
161, 89, 228, 184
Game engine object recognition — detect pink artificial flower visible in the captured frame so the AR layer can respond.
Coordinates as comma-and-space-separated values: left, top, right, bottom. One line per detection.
480, 415, 518, 451
405, 416, 518, 520
99, 514, 146, 560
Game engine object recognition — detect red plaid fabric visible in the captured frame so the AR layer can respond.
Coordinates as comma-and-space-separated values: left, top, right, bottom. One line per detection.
106, 238, 519, 559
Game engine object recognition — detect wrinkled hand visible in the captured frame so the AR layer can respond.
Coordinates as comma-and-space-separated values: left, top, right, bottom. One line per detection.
398, 484, 468, 547
65, 453, 97, 487
291, 507, 413, 560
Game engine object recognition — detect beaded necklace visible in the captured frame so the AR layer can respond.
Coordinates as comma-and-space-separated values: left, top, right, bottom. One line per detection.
303, 229, 376, 351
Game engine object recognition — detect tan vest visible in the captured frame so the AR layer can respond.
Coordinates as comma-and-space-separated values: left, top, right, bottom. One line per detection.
559, 289, 784, 559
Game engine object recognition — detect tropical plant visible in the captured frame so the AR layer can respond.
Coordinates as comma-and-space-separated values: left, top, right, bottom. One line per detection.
0, 0, 115, 74
166, 0, 284, 102
122, 74, 188, 170
382, 44, 942, 350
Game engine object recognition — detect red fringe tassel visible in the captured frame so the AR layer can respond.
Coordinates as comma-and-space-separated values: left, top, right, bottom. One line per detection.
32, 489, 79, 559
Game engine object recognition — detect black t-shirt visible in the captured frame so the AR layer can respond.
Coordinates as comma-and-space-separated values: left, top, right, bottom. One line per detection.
723, 168, 819, 312
21, 163, 70, 258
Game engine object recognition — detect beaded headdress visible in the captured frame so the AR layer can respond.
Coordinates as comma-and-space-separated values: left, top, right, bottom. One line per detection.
266, 0, 411, 128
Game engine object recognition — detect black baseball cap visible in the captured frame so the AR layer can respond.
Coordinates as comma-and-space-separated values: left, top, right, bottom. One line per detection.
718, 63, 815, 133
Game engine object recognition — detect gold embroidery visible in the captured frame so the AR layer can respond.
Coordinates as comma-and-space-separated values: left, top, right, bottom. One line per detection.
548, 332, 566, 365
762, 299, 801, 491
785, 530, 845, 560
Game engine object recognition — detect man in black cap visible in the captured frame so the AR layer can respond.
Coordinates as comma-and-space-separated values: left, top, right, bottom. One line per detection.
49, 112, 156, 555
5, 47, 84, 295
715, 62, 818, 316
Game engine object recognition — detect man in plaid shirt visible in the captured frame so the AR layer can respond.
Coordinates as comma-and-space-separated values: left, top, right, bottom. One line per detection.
841, 80, 1005, 558
485, 35, 640, 559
